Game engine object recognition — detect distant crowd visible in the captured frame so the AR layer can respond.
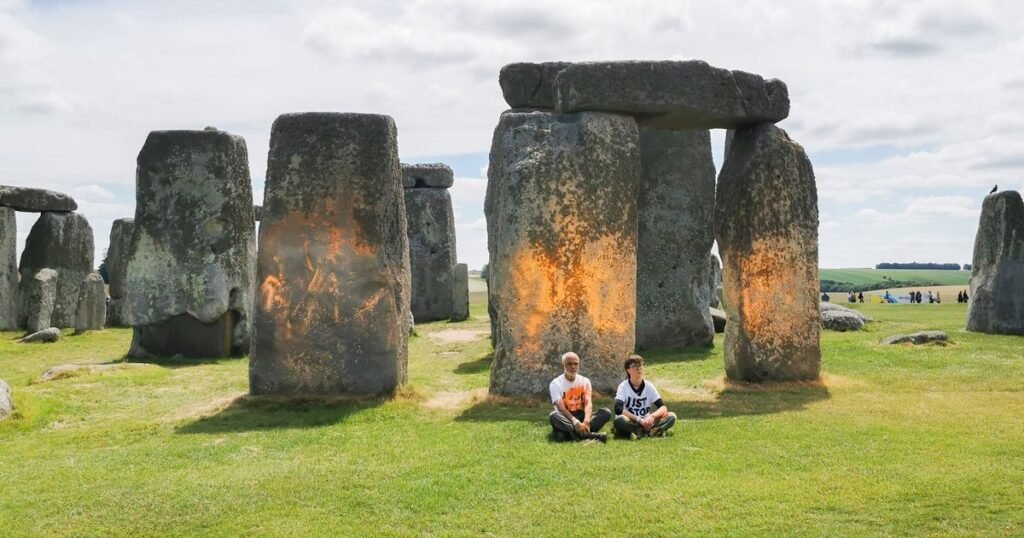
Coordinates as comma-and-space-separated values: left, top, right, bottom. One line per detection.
819, 290, 970, 304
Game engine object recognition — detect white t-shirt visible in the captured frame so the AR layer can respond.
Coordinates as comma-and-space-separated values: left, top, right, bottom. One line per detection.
615, 379, 662, 418
549, 374, 591, 414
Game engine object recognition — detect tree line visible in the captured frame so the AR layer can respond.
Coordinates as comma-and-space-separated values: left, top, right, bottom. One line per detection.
874, 262, 963, 270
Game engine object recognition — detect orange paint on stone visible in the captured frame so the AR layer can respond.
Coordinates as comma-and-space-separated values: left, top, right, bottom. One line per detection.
734, 237, 817, 350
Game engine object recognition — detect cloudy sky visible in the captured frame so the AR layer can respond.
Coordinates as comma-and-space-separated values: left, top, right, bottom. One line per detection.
2, 0, 1023, 270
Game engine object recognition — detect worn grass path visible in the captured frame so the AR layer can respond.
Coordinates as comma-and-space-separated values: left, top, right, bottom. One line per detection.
1, 296, 1022, 535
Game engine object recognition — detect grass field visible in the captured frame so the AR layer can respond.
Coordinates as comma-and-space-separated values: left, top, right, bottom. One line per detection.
820, 268, 970, 289
2, 288, 1023, 535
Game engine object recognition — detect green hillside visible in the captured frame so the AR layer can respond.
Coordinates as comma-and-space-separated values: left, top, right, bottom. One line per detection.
820, 268, 970, 291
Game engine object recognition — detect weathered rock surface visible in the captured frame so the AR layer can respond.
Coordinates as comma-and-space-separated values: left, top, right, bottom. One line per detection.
74, 272, 106, 333
126, 129, 256, 357
710, 307, 727, 333
0, 379, 12, 420
253, 205, 262, 222
821, 309, 865, 332
882, 331, 949, 345
715, 122, 820, 382
38, 362, 155, 383
402, 163, 454, 189
404, 185, 456, 322
0, 185, 77, 212
18, 212, 94, 328
554, 60, 789, 129
636, 127, 716, 349
486, 110, 640, 395
105, 218, 134, 327
0, 207, 16, 330
966, 190, 1024, 335
452, 263, 469, 322
708, 253, 722, 308
20, 327, 61, 343
18, 268, 58, 334
250, 113, 410, 396
499, 62, 573, 109
820, 302, 872, 322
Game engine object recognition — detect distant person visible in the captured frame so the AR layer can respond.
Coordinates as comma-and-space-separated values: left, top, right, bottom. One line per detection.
858, 291, 864, 303
848, 291, 856, 303
548, 351, 611, 443
958, 290, 965, 304
936, 291, 941, 304
927, 291, 934, 304
963, 291, 969, 302
915, 290, 923, 304
821, 292, 830, 302
613, 355, 676, 439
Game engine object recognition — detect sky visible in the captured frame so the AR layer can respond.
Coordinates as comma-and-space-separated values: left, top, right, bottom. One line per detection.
2, 0, 1023, 271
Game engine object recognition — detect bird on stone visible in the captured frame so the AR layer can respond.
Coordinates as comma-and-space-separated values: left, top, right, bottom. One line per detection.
990, 184, 998, 194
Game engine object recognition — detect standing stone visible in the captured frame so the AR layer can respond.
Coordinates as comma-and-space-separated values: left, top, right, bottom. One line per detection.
126, 129, 256, 357
105, 218, 134, 327
636, 127, 716, 349
0, 207, 16, 330
486, 110, 640, 395
18, 212, 94, 328
451, 263, 469, 322
19, 268, 57, 334
0, 379, 12, 420
708, 253, 722, 308
966, 190, 1024, 334
74, 272, 106, 334
0, 185, 77, 212
250, 113, 409, 396
404, 164, 457, 322
715, 122, 820, 382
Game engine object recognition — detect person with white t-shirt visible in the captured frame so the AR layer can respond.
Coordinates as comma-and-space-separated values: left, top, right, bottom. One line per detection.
613, 354, 676, 439
548, 351, 612, 442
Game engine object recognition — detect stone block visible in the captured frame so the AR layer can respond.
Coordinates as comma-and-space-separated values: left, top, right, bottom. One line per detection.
18, 268, 57, 334
18, 212, 94, 328
0, 185, 77, 212
451, 263, 469, 322
0, 207, 16, 330
402, 163, 454, 189
250, 113, 410, 396
499, 61, 573, 109
105, 218, 134, 327
0, 378, 11, 420
405, 187, 456, 321
20, 327, 60, 343
966, 190, 1024, 335
74, 272, 106, 334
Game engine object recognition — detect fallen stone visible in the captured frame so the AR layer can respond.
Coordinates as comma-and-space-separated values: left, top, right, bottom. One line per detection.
18, 212, 94, 328
715, 122, 820, 382
967, 190, 1024, 335
451, 263, 469, 322
38, 362, 155, 383
20, 327, 61, 343
0, 207, 16, 330
0, 378, 12, 420
74, 272, 106, 334
18, 268, 58, 334
404, 183, 456, 322
499, 61, 573, 109
127, 128, 256, 357
708, 253, 722, 308
402, 163, 454, 189
554, 60, 789, 129
882, 331, 949, 345
250, 113, 410, 396
820, 302, 872, 322
821, 309, 865, 331
105, 218, 134, 327
636, 127, 716, 349
710, 307, 727, 333
0, 185, 77, 212
486, 110, 640, 395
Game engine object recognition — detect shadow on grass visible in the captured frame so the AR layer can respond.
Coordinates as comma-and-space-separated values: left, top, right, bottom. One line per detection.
640, 347, 716, 365
175, 395, 380, 434
105, 354, 248, 369
455, 380, 829, 425
454, 353, 493, 375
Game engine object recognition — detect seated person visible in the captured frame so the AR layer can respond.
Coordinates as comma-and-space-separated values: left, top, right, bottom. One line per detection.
549, 351, 611, 442
613, 354, 676, 439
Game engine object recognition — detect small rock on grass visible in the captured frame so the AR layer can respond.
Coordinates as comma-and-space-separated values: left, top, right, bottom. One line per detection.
0, 379, 13, 420
821, 310, 865, 332
881, 331, 949, 345
20, 327, 61, 343
38, 363, 155, 383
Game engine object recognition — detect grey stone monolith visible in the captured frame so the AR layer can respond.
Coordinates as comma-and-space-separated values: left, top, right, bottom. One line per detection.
401, 163, 454, 189
715, 122, 820, 382
250, 113, 409, 396
636, 127, 716, 349
0, 379, 11, 420
105, 218, 134, 327
404, 168, 457, 322
0, 207, 16, 330
126, 129, 256, 358
708, 253, 723, 308
966, 190, 1024, 334
554, 61, 789, 129
18, 212, 94, 328
499, 62, 573, 109
74, 272, 106, 334
452, 263, 469, 322
0, 185, 77, 212
19, 268, 57, 333
486, 110, 640, 395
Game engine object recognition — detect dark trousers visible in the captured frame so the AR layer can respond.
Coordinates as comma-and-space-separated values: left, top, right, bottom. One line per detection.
613, 412, 677, 437
549, 408, 612, 440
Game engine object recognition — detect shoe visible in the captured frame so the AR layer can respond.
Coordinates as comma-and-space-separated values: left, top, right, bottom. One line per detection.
590, 432, 608, 443
554, 431, 570, 442
628, 432, 638, 441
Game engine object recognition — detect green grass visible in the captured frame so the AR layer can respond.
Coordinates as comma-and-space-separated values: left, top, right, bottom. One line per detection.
820, 268, 970, 287
2, 297, 1023, 535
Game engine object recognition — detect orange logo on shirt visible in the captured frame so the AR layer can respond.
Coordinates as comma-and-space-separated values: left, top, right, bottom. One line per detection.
562, 385, 587, 412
